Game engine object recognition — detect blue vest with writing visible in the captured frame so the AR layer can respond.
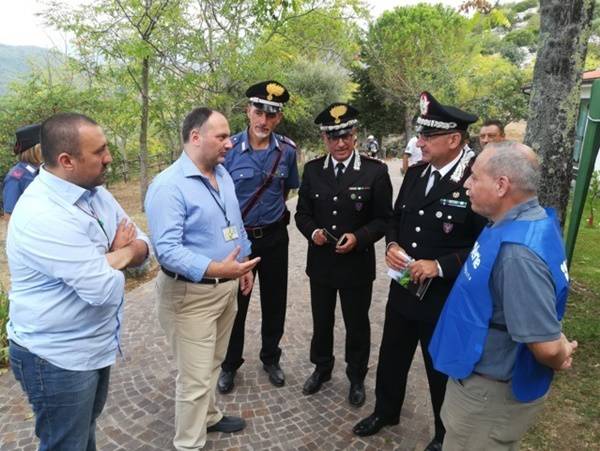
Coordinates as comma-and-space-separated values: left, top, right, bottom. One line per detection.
429, 209, 569, 402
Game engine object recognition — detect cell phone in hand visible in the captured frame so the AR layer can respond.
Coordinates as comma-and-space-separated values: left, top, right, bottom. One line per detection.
337, 235, 348, 246
322, 228, 339, 244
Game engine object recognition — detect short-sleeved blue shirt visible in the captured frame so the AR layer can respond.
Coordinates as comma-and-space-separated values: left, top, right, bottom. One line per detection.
224, 130, 299, 227
3, 162, 39, 213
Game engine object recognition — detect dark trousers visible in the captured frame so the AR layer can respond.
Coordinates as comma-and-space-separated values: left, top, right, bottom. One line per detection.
374, 300, 447, 441
309, 279, 373, 383
9, 340, 111, 451
222, 224, 289, 371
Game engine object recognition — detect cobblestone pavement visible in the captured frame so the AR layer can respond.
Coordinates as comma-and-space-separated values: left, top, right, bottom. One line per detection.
1, 158, 437, 451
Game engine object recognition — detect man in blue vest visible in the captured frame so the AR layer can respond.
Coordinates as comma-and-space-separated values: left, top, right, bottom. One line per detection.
429, 141, 577, 450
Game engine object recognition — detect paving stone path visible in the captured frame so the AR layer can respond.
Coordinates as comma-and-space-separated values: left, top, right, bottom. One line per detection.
0, 158, 436, 451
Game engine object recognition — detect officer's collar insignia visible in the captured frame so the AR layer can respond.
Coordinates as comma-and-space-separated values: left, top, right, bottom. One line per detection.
323, 150, 361, 171
449, 149, 474, 184
266, 82, 285, 101
330, 104, 348, 124
420, 93, 430, 115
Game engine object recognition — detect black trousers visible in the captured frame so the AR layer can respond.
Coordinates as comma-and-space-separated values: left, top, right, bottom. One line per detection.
374, 299, 447, 441
222, 223, 289, 372
309, 279, 373, 383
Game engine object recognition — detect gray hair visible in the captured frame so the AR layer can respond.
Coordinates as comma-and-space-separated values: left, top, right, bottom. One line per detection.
483, 140, 540, 194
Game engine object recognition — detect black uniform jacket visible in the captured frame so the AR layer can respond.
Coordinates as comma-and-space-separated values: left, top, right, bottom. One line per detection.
386, 153, 487, 322
295, 153, 393, 287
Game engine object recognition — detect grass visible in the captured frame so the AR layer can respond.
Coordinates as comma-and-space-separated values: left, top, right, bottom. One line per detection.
522, 221, 600, 450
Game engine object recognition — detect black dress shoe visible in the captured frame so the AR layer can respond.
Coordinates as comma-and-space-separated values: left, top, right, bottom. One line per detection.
424, 438, 443, 451
302, 370, 331, 395
352, 413, 397, 437
217, 370, 235, 394
263, 363, 285, 387
207, 415, 246, 433
348, 382, 366, 407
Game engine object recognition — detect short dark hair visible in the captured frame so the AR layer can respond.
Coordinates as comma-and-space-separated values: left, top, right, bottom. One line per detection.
482, 119, 505, 134
41, 113, 98, 167
182, 107, 214, 143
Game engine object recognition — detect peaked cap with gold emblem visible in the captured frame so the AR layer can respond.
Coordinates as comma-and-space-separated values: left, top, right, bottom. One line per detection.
246, 80, 290, 113
416, 91, 477, 135
14, 123, 41, 155
314, 102, 359, 137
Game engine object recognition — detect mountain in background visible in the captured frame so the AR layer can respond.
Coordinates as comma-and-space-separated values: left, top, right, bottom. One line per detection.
0, 44, 61, 95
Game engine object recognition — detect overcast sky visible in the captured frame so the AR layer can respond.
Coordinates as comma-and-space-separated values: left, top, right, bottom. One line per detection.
0, 0, 468, 49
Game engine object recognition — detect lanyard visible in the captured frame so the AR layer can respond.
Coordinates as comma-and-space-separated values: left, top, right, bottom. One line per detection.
76, 199, 110, 247
199, 176, 230, 227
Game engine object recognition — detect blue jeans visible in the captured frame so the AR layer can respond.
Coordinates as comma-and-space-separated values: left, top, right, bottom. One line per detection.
9, 340, 111, 451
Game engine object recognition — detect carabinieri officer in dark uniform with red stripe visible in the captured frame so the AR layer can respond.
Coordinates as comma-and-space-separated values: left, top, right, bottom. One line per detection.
295, 103, 393, 407
353, 92, 487, 451
219, 81, 300, 393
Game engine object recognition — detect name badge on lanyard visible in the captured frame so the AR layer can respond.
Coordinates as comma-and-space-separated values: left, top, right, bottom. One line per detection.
222, 225, 239, 241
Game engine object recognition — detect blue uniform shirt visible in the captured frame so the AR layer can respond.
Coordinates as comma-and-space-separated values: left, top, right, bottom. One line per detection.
3, 161, 39, 213
145, 151, 252, 281
224, 130, 299, 227
6, 167, 150, 371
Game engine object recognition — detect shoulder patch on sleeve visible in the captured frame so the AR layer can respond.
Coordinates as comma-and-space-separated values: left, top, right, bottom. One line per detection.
9, 168, 25, 180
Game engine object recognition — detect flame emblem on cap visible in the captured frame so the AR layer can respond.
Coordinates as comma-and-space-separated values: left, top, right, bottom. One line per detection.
329, 105, 347, 124
266, 83, 285, 101
420, 93, 430, 115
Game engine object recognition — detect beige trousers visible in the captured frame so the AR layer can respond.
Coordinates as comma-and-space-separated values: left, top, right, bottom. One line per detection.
441, 375, 547, 451
156, 271, 238, 451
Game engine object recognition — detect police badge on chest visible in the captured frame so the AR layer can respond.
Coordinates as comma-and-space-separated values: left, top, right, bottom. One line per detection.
442, 222, 454, 233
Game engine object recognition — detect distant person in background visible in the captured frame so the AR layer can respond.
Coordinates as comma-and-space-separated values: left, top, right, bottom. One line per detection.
402, 136, 422, 175
366, 135, 379, 158
3, 124, 42, 219
479, 119, 505, 149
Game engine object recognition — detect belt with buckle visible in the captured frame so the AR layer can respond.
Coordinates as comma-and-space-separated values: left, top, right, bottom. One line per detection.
161, 267, 231, 285
245, 219, 284, 239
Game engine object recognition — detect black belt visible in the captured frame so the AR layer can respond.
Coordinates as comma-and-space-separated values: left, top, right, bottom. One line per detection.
245, 218, 284, 239
161, 267, 232, 285
472, 371, 510, 384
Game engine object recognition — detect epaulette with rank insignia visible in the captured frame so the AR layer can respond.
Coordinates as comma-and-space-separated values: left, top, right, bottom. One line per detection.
277, 134, 297, 148
9, 168, 25, 180
362, 155, 384, 164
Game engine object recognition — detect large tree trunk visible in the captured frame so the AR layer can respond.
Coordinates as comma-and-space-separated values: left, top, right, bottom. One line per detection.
139, 56, 150, 211
524, 0, 594, 226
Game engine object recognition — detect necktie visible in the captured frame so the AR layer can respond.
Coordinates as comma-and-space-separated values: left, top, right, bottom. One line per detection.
426, 170, 441, 195
335, 162, 345, 180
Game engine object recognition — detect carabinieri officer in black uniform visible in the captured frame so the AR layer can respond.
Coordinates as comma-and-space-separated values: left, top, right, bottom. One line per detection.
353, 92, 487, 451
219, 81, 300, 393
295, 103, 393, 407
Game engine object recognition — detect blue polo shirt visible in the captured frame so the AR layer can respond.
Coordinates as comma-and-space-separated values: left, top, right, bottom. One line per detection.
224, 130, 299, 227
3, 161, 39, 213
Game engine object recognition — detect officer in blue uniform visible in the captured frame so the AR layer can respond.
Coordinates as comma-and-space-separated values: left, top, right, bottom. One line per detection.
3, 124, 42, 219
295, 103, 393, 407
353, 92, 486, 451
218, 80, 300, 393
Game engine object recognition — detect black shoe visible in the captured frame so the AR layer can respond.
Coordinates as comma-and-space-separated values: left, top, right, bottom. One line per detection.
424, 438, 443, 451
352, 413, 397, 437
302, 370, 331, 395
263, 363, 285, 387
348, 382, 366, 407
207, 415, 246, 433
217, 370, 235, 394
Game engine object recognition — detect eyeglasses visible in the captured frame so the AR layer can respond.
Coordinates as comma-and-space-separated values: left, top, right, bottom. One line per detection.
326, 133, 354, 143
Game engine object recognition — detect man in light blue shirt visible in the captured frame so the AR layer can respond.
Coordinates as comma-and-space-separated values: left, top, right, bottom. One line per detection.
7, 112, 149, 451
145, 107, 260, 451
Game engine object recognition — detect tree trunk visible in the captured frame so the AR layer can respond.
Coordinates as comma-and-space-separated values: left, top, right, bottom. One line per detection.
524, 0, 594, 227
118, 136, 129, 183
139, 56, 150, 211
